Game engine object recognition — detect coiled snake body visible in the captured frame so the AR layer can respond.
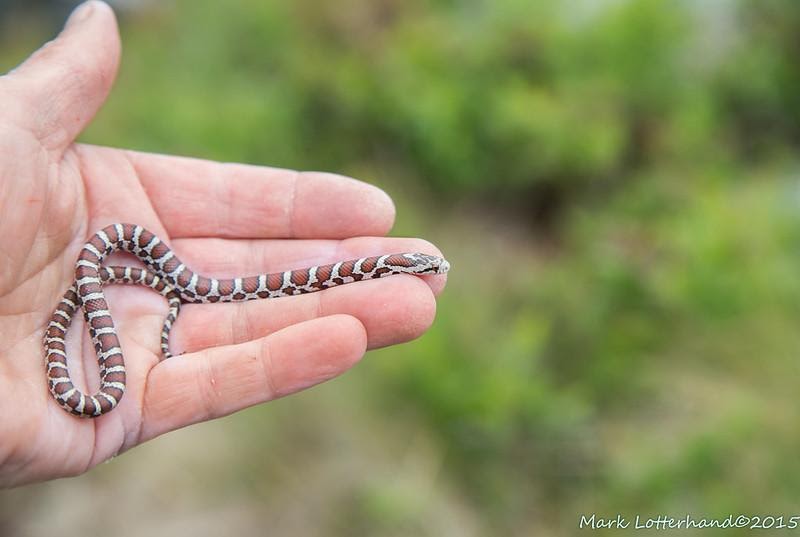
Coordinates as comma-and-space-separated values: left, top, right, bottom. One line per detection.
44, 223, 449, 418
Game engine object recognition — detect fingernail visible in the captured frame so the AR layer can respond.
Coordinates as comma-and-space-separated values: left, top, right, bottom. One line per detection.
65, 1, 97, 29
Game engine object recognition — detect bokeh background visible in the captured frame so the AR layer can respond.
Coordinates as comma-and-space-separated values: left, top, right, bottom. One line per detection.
3, 0, 800, 535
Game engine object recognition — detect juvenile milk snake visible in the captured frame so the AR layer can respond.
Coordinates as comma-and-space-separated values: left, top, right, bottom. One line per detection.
44, 223, 449, 418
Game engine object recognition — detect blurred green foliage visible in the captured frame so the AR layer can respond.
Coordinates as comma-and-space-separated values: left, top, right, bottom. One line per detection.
3, 0, 800, 535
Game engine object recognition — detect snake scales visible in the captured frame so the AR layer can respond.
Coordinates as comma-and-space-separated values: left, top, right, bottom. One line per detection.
44, 223, 450, 418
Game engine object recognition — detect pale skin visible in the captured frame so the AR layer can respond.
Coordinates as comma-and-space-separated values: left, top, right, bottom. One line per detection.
0, 1, 446, 488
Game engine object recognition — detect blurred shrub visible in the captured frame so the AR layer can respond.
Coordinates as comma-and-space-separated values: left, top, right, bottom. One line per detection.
79, 2, 692, 207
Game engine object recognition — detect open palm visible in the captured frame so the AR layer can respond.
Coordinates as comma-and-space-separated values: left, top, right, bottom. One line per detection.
0, 2, 445, 487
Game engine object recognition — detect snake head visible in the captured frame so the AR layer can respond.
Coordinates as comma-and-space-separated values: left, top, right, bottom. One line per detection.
407, 253, 451, 274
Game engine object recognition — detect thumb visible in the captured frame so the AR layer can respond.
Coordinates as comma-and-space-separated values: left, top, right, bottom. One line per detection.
2, 1, 120, 152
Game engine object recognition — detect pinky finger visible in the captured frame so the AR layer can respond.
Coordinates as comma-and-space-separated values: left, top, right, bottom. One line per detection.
135, 314, 367, 444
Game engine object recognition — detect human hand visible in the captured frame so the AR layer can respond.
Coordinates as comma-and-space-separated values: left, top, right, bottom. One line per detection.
0, 1, 445, 487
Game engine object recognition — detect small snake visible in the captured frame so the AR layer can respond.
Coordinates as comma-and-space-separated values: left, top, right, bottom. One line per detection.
44, 223, 450, 418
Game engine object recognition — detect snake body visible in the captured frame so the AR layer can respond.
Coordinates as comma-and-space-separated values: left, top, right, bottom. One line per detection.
44, 223, 449, 418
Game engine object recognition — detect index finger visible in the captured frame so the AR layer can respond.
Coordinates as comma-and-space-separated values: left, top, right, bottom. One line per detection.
125, 150, 396, 240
